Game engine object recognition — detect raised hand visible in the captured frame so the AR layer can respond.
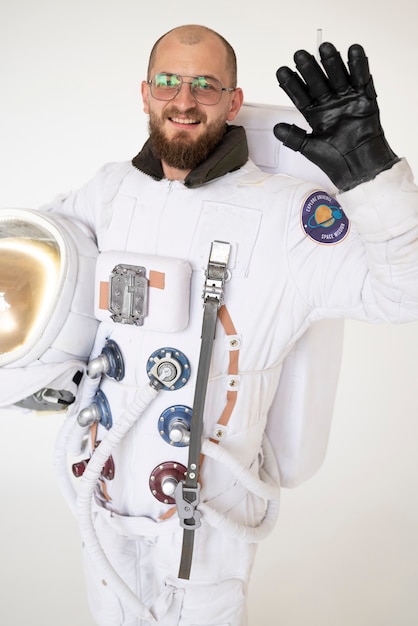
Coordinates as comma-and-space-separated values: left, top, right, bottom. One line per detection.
274, 43, 399, 191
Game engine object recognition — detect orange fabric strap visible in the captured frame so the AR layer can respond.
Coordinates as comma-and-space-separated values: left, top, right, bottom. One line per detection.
89, 420, 112, 502
213, 305, 240, 435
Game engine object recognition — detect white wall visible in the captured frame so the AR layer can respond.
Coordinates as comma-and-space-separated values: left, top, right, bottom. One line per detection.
1, 1, 418, 624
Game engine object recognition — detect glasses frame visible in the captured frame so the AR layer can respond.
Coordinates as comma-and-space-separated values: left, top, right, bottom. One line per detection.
146, 73, 235, 106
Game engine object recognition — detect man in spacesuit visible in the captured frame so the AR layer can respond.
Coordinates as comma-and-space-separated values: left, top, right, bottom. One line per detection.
2, 23, 418, 626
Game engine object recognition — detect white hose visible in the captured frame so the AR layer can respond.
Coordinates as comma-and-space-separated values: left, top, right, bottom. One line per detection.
76, 382, 159, 621
53, 371, 99, 515
53, 411, 83, 515
199, 437, 281, 542
201, 438, 279, 501
199, 495, 280, 542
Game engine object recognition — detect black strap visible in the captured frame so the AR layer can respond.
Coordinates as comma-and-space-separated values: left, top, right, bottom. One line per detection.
177, 297, 218, 579
176, 241, 231, 579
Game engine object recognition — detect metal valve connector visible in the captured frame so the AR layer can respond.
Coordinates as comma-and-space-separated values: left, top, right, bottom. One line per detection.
77, 389, 113, 429
169, 420, 191, 445
161, 476, 178, 497
147, 347, 190, 391
87, 339, 125, 381
87, 353, 110, 379
77, 403, 101, 427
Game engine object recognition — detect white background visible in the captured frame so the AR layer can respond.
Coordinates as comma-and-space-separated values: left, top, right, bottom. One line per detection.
1, 1, 418, 624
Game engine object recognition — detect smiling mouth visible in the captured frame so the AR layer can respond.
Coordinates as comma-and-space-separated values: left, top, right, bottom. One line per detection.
169, 116, 201, 125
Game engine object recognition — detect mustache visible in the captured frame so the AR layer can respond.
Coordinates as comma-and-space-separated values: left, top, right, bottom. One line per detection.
162, 106, 207, 123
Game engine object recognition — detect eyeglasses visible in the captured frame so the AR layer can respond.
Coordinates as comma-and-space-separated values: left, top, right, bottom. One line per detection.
147, 73, 235, 105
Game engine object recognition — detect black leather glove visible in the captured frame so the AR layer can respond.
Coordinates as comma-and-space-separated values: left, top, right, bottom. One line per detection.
274, 42, 399, 192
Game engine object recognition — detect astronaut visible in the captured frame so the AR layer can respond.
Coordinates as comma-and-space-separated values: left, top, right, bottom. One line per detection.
2, 23, 418, 626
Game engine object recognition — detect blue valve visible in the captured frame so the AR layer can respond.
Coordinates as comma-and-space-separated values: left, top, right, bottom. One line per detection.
158, 405, 192, 446
146, 347, 190, 390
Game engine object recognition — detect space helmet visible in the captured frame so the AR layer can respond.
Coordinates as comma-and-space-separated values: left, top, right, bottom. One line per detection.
0, 208, 99, 410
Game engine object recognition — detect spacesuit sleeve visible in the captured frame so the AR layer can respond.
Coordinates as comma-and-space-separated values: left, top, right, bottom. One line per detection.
338, 159, 417, 240
288, 158, 418, 324
339, 159, 418, 322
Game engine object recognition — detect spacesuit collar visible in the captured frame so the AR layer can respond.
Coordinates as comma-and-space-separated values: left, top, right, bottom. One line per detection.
131, 125, 249, 188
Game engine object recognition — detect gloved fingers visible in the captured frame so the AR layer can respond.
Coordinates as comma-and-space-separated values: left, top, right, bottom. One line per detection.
319, 42, 351, 92
273, 122, 307, 152
276, 66, 312, 109
348, 44, 371, 88
294, 49, 331, 101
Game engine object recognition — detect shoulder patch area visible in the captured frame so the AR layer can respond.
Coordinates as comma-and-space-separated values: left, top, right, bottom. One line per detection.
301, 190, 350, 244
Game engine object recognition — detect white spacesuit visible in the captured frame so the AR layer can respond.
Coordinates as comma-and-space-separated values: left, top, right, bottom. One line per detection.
33, 99, 418, 626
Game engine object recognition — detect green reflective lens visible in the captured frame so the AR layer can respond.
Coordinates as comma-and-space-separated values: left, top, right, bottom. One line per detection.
192, 76, 211, 90
155, 73, 182, 89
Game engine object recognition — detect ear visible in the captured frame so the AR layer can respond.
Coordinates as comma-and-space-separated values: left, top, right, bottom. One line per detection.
226, 88, 244, 122
141, 80, 150, 114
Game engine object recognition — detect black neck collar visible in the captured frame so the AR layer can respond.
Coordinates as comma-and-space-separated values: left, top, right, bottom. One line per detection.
131, 124, 249, 188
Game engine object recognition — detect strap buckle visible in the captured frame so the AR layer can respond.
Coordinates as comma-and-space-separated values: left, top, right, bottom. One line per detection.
203, 241, 231, 305
174, 483, 202, 529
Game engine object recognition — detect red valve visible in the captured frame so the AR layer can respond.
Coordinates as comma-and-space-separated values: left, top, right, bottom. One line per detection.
149, 461, 187, 504
72, 443, 115, 480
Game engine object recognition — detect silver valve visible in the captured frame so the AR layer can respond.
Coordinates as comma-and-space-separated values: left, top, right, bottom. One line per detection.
161, 476, 179, 497
87, 353, 109, 379
87, 339, 124, 381
147, 348, 191, 391
156, 359, 179, 384
77, 389, 113, 429
77, 403, 101, 428
169, 419, 191, 445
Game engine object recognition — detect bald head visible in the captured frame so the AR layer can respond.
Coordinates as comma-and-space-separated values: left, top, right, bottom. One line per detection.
147, 24, 238, 87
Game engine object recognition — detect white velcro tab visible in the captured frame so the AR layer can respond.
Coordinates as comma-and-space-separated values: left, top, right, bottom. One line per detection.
224, 334, 242, 351
95, 251, 192, 332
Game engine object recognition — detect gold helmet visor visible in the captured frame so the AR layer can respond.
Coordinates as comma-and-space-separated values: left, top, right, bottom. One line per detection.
0, 212, 64, 365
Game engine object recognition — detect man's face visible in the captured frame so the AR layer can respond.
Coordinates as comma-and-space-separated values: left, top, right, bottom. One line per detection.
141, 34, 243, 172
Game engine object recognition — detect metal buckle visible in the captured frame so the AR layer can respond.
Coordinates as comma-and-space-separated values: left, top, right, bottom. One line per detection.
174, 482, 202, 529
203, 241, 231, 305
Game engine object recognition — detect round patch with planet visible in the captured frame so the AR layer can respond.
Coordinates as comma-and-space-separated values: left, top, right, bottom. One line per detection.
301, 191, 350, 244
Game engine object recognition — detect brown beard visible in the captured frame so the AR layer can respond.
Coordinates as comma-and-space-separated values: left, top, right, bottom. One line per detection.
148, 107, 227, 171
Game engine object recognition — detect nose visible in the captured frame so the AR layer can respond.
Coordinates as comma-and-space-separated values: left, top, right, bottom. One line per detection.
173, 81, 197, 109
